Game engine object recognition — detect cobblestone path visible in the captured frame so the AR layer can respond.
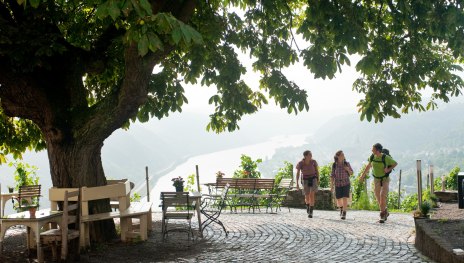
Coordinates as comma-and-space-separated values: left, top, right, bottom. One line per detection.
2, 209, 434, 262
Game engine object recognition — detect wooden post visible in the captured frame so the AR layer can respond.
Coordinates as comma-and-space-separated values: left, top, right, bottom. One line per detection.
196, 165, 201, 192
430, 165, 434, 194
398, 170, 402, 209
426, 171, 430, 190
145, 166, 150, 202
442, 175, 446, 191
416, 160, 422, 209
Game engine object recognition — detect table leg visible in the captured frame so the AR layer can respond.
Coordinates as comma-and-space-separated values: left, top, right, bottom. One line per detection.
196, 201, 203, 238
0, 223, 8, 255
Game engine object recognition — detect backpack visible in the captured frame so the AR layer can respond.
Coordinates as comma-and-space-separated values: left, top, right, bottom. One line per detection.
369, 148, 393, 178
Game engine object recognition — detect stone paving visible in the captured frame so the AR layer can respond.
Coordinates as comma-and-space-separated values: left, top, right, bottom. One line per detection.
87, 208, 434, 263
1, 208, 435, 262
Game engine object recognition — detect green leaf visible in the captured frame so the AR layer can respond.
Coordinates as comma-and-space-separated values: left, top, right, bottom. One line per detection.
139, 0, 153, 15
137, 35, 149, 56
29, 0, 40, 8
108, 2, 121, 21
96, 3, 109, 20
171, 28, 182, 44
147, 32, 163, 52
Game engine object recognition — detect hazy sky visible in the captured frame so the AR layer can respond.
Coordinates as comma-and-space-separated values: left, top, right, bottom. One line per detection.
181, 52, 364, 118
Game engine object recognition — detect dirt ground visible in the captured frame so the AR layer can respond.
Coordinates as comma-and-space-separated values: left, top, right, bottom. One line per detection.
424, 202, 464, 251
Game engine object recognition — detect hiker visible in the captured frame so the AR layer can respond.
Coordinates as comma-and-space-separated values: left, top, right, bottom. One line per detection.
330, 150, 353, 220
360, 143, 397, 223
296, 150, 319, 218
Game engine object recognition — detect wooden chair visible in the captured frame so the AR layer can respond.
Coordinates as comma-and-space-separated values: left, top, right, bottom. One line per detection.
40, 189, 80, 262
161, 192, 196, 240
16, 185, 41, 210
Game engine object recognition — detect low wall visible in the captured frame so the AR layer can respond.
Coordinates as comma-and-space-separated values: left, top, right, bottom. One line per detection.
283, 188, 334, 210
415, 218, 464, 263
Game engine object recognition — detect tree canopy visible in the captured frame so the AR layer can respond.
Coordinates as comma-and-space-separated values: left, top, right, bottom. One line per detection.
1, 0, 463, 160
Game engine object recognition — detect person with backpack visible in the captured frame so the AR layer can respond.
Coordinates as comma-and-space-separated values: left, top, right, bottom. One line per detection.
296, 150, 319, 218
330, 150, 353, 220
360, 143, 397, 223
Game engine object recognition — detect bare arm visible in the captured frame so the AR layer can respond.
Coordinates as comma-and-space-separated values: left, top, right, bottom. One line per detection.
360, 163, 372, 182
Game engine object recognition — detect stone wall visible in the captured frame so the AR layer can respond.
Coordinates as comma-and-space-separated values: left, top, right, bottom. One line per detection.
415, 218, 464, 263
283, 188, 335, 210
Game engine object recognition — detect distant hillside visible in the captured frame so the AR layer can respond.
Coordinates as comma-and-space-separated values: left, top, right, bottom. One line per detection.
260, 102, 464, 193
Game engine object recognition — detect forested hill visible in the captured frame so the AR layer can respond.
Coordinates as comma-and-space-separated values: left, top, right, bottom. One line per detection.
259, 102, 464, 192
313, 102, 464, 171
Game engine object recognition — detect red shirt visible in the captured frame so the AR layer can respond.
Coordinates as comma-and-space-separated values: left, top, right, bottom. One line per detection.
297, 159, 318, 179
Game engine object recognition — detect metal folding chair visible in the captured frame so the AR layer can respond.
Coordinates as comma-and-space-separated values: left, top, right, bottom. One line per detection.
200, 183, 230, 236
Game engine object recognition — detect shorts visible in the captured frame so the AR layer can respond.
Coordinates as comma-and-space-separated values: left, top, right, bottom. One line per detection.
303, 177, 318, 194
335, 184, 350, 199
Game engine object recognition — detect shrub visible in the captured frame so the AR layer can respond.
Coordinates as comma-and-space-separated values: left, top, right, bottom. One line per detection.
400, 193, 418, 212
318, 163, 331, 188
387, 190, 402, 210
351, 164, 368, 204
9, 161, 39, 190
274, 161, 293, 186
420, 201, 431, 217
233, 155, 262, 178
434, 166, 460, 191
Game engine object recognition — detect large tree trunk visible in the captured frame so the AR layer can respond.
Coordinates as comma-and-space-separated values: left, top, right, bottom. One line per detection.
46, 135, 118, 242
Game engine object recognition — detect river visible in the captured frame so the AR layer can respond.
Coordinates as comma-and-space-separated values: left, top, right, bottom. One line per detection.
147, 134, 308, 210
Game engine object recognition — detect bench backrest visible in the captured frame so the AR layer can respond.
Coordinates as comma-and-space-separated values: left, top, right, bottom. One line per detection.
49, 187, 80, 211
215, 178, 275, 191
254, 179, 275, 190
81, 181, 131, 216
278, 178, 293, 189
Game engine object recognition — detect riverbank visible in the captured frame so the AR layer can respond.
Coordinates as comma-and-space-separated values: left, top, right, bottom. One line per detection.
148, 134, 308, 209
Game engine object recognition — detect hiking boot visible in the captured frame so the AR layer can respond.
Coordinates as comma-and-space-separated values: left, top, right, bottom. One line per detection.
341, 211, 346, 220
306, 205, 310, 214
384, 209, 390, 221
308, 206, 313, 218
379, 211, 385, 223
339, 207, 343, 216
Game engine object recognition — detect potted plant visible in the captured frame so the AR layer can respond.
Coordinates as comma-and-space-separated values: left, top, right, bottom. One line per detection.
171, 176, 185, 192
419, 201, 432, 218
216, 171, 225, 178
14, 198, 39, 217
9, 161, 39, 191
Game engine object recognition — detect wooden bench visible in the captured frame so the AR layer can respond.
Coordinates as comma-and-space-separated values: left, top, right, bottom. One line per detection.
207, 178, 276, 213
78, 181, 152, 248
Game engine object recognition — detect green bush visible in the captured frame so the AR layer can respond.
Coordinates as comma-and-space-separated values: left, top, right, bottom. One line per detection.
9, 161, 39, 190
351, 164, 368, 204
400, 193, 418, 212
387, 190, 402, 210
420, 201, 431, 217
351, 190, 374, 210
185, 173, 198, 192
274, 161, 293, 185
318, 163, 331, 188
434, 166, 460, 191
422, 188, 439, 208
233, 155, 262, 178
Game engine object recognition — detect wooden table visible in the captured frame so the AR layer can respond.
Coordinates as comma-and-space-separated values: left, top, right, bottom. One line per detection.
0, 192, 18, 218
0, 208, 63, 261
190, 192, 203, 238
